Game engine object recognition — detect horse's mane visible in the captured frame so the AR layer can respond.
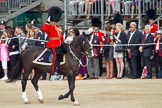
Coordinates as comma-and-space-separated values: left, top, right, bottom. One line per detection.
70, 35, 83, 46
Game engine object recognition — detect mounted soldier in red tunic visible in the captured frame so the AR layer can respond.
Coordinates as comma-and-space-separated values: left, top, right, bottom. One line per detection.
42, 6, 64, 77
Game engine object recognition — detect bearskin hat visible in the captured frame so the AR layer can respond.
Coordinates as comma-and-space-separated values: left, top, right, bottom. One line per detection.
146, 9, 156, 20
91, 17, 102, 28
48, 6, 62, 22
113, 12, 123, 24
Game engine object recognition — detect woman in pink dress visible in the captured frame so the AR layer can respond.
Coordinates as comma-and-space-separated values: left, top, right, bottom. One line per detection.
0, 30, 10, 80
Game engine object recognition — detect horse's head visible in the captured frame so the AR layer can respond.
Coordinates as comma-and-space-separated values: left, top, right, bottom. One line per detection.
69, 29, 93, 58
79, 31, 93, 57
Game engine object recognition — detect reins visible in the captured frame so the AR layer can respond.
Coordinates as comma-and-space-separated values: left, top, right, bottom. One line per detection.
69, 45, 88, 67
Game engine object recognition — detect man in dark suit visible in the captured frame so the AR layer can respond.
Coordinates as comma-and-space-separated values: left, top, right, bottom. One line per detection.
139, 25, 154, 79
127, 22, 143, 79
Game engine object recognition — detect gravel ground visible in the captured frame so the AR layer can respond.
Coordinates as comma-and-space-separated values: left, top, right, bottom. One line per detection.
0, 78, 162, 108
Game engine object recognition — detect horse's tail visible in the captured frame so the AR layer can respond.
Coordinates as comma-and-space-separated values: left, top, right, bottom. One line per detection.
7, 54, 23, 83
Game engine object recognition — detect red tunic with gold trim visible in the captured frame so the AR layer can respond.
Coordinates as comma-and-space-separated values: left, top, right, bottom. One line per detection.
41, 23, 64, 74
150, 23, 158, 35
42, 23, 64, 48
93, 31, 105, 49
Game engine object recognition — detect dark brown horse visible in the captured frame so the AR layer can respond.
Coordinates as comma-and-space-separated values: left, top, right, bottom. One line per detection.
8, 34, 92, 105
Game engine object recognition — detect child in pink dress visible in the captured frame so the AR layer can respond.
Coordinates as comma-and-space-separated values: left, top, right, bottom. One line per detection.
0, 30, 10, 80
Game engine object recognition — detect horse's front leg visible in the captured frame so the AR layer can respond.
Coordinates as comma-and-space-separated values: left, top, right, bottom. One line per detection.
69, 76, 79, 106
58, 72, 80, 106
58, 76, 72, 100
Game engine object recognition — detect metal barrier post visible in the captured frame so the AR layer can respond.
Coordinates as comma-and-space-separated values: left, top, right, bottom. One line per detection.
64, 0, 67, 30
157, 19, 159, 30
101, 0, 104, 29
138, 0, 141, 29
8, 0, 10, 13
160, 0, 162, 15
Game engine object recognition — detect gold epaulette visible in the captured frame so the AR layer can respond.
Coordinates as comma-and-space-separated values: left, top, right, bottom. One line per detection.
56, 26, 62, 33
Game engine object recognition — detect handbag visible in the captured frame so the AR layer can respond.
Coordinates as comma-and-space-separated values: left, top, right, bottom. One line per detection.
115, 44, 124, 52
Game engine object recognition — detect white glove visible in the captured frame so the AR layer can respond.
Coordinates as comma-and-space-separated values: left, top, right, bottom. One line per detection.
47, 16, 51, 23
100, 48, 103, 54
31, 19, 35, 25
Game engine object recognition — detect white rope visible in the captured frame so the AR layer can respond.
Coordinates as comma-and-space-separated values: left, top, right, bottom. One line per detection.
2, 36, 162, 47
92, 42, 161, 47
69, 45, 88, 67
0, 36, 48, 42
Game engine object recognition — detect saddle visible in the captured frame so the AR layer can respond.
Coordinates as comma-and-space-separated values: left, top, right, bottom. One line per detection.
33, 48, 65, 66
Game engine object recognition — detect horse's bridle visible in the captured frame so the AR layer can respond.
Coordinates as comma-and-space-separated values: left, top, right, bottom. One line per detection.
68, 36, 93, 67
81, 38, 93, 56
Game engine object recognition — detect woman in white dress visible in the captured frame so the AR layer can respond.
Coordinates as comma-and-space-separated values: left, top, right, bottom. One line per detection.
114, 23, 127, 79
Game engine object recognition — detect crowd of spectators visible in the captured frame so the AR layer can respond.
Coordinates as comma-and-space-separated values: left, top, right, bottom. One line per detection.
0, 1, 162, 81
0, 20, 49, 80
68, 0, 162, 19
67, 15, 162, 80
0, 18, 162, 81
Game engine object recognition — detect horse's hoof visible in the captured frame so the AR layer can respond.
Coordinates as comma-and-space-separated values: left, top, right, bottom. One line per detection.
24, 101, 30, 104
38, 99, 44, 104
58, 95, 64, 100
74, 100, 80, 106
